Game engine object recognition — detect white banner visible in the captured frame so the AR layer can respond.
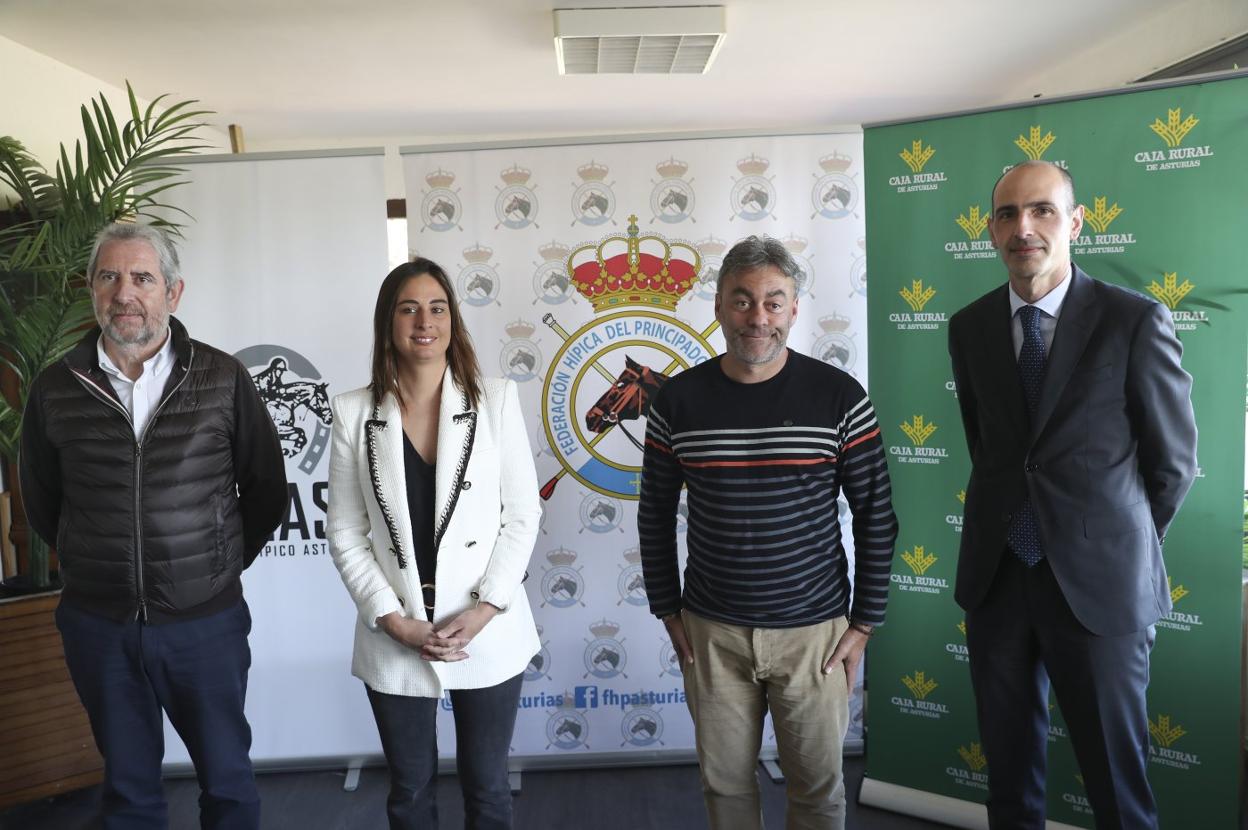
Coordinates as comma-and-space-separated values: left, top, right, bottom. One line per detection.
162, 150, 390, 765
403, 133, 870, 761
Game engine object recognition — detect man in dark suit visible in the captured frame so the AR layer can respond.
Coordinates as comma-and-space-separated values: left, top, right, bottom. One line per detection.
948, 160, 1197, 829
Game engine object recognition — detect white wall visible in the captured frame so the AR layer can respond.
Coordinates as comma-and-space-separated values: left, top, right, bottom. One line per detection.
0, 34, 228, 203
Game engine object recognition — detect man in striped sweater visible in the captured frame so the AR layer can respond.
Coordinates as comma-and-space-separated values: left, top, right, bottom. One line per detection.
639, 235, 897, 830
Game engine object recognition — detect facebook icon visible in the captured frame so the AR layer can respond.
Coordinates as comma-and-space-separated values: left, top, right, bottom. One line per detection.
574, 686, 599, 708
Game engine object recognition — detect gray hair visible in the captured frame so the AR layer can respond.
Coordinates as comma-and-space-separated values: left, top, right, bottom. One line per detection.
992, 160, 1077, 213
86, 223, 183, 291
716, 235, 802, 291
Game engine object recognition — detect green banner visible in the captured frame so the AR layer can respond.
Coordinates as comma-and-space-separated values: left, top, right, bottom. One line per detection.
863, 73, 1248, 827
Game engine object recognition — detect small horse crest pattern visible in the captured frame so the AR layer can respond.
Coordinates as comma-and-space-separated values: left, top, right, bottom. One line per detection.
813, 313, 858, 376
649, 156, 696, 224
659, 637, 683, 678
545, 695, 590, 751
494, 163, 540, 230
419, 167, 462, 233
616, 547, 647, 607
849, 236, 867, 298
579, 492, 623, 534
456, 243, 501, 307
235, 345, 333, 475
692, 236, 727, 301
782, 234, 818, 298
531, 240, 577, 305
540, 547, 586, 609
620, 703, 665, 748
570, 160, 616, 227
810, 151, 860, 220
524, 625, 553, 682
729, 153, 777, 222
498, 319, 543, 383
582, 619, 628, 680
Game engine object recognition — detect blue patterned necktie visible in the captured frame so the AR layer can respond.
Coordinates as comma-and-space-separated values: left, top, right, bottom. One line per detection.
1008, 305, 1046, 566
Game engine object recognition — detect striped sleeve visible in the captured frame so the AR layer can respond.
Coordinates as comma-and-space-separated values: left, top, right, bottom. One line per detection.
837, 391, 898, 627
638, 387, 684, 618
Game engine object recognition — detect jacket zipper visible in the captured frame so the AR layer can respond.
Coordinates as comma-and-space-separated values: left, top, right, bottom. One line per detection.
70, 343, 195, 623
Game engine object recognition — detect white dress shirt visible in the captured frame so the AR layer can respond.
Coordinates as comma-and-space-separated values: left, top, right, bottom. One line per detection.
97, 329, 176, 439
1008, 267, 1073, 359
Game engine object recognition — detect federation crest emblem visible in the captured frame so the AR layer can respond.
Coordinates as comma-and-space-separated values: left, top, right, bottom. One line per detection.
546, 693, 590, 750
617, 547, 647, 606
811, 151, 860, 219
621, 703, 665, 747
457, 244, 501, 306
524, 625, 552, 682
849, 237, 867, 298
532, 241, 577, 305
692, 236, 727, 301
237, 345, 333, 474
729, 153, 777, 221
813, 313, 857, 375
540, 547, 586, 608
571, 160, 616, 226
782, 235, 817, 298
499, 319, 543, 383
419, 168, 462, 232
583, 619, 628, 679
659, 637, 683, 677
579, 492, 624, 534
649, 157, 696, 224
540, 216, 717, 501
494, 164, 539, 230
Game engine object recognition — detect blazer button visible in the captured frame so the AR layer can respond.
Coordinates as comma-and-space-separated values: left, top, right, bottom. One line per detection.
1025, 463, 1039, 472
462, 480, 472, 490
466, 540, 477, 548
397, 596, 406, 607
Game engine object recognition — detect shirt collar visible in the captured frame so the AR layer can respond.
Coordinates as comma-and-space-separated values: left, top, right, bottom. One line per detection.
97, 327, 174, 381
1008, 264, 1073, 320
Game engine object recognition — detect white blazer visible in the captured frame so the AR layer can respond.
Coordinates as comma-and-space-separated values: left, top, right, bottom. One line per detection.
326, 369, 541, 697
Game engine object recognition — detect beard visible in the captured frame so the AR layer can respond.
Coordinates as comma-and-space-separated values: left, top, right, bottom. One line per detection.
99, 303, 167, 347
723, 327, 788, 366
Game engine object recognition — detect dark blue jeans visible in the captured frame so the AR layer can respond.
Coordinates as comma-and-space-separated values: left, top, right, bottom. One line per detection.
366, 672, 523, 830
56, 600, 259, 830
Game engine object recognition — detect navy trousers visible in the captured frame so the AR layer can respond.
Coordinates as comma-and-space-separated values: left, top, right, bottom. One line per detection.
966, 555, 1157, 830
366, 671, 524, 830
56, 600, 259, 830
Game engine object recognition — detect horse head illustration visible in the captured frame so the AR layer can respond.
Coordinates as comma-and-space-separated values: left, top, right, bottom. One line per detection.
585, 356, 670, 451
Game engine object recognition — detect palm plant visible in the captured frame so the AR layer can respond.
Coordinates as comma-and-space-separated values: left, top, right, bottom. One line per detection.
0, 83, 211, 587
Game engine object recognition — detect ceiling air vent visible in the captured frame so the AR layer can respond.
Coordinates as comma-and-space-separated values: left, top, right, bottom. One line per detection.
554, 6, 726, 75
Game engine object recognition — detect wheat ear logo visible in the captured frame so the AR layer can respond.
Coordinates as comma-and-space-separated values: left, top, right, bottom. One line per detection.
956, 206, 988, 239
956, 621, 967, 636
899, 279, 936, 312
1014, 126, 1056, 160
1168, 576, 1189, 604
1083, 197, 1123, 234
902, 671, 938, 700
899, 140, 935, 174
1147, 273, 1194, 310
957, 490, 966, 504
1149, 714, 1187, 748
901, 545, 937, 576
900, 415, 937, 446
1150, 108, 1199, 148
958, 743, 988, 772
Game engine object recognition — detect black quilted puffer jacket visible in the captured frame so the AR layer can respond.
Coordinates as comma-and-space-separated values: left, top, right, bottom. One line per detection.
19, 317, 288, 623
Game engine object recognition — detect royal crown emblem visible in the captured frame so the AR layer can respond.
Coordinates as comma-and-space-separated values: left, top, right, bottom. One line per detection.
819, 151, 852, 173
781, 234, 808, 254
622, 547, 642, 564
500, 164, 532, 186
462, 243, 494, 264
425, 168, 455, 188
505, 319, 537, 339
696, 236, 727, 257
539, 240, 572, 262
736, 153, 770, 176
655, 157, 689, 179
567, 215, 701, 312
546, 548, 578, 567
589, 618, 622, 639
819, 313, 851, 333
577, 160, 610, 182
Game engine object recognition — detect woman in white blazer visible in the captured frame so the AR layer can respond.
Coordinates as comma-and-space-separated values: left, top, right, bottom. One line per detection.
326, 258, 541, 830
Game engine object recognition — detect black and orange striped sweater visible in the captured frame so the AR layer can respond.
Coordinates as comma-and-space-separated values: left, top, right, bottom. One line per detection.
639, 350, 898, 628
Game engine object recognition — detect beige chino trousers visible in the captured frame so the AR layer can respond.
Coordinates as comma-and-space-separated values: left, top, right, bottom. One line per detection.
681, 610, 852, 830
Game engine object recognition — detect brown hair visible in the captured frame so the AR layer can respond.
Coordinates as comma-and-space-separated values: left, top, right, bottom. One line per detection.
369, 257, 482, 410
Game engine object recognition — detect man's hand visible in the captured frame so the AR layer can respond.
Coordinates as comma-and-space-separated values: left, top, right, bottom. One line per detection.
423, 603, 501, 662
822, 626, 870, 685
663, 613, 694, 665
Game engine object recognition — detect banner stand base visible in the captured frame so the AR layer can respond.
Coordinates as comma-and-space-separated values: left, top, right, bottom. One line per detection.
858, 777, 1082, 830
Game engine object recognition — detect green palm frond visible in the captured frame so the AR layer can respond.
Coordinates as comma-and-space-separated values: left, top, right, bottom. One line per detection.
0, 81, 211, 465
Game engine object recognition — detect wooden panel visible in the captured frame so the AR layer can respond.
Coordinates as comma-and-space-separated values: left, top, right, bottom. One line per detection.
0, 593, 102, 809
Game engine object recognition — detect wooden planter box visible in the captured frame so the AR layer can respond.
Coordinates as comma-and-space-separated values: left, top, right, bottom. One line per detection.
0, 591, 102, 809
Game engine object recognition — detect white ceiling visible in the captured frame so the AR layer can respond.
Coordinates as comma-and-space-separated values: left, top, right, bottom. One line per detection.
2, 0, 1245, 150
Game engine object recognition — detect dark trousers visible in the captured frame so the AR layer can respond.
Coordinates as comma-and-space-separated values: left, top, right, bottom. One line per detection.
56, 600, 259, 830
966, 555, 1157, 830
366, 672, 524, 830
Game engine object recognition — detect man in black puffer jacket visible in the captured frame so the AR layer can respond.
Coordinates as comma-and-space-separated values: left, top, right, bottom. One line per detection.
19, 222, 287, 830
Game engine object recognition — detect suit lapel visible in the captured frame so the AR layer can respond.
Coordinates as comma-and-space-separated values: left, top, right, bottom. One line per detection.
433, 367, 477, 553
980, 286, 1030, 434
365, 393, 415, 569
1031, 267, 1101, 443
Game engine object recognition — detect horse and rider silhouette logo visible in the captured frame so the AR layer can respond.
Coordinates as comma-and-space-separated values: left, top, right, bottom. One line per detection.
235, 345, 333, 475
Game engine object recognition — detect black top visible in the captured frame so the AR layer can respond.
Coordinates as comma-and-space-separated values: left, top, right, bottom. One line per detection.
402, 431, 437, 619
